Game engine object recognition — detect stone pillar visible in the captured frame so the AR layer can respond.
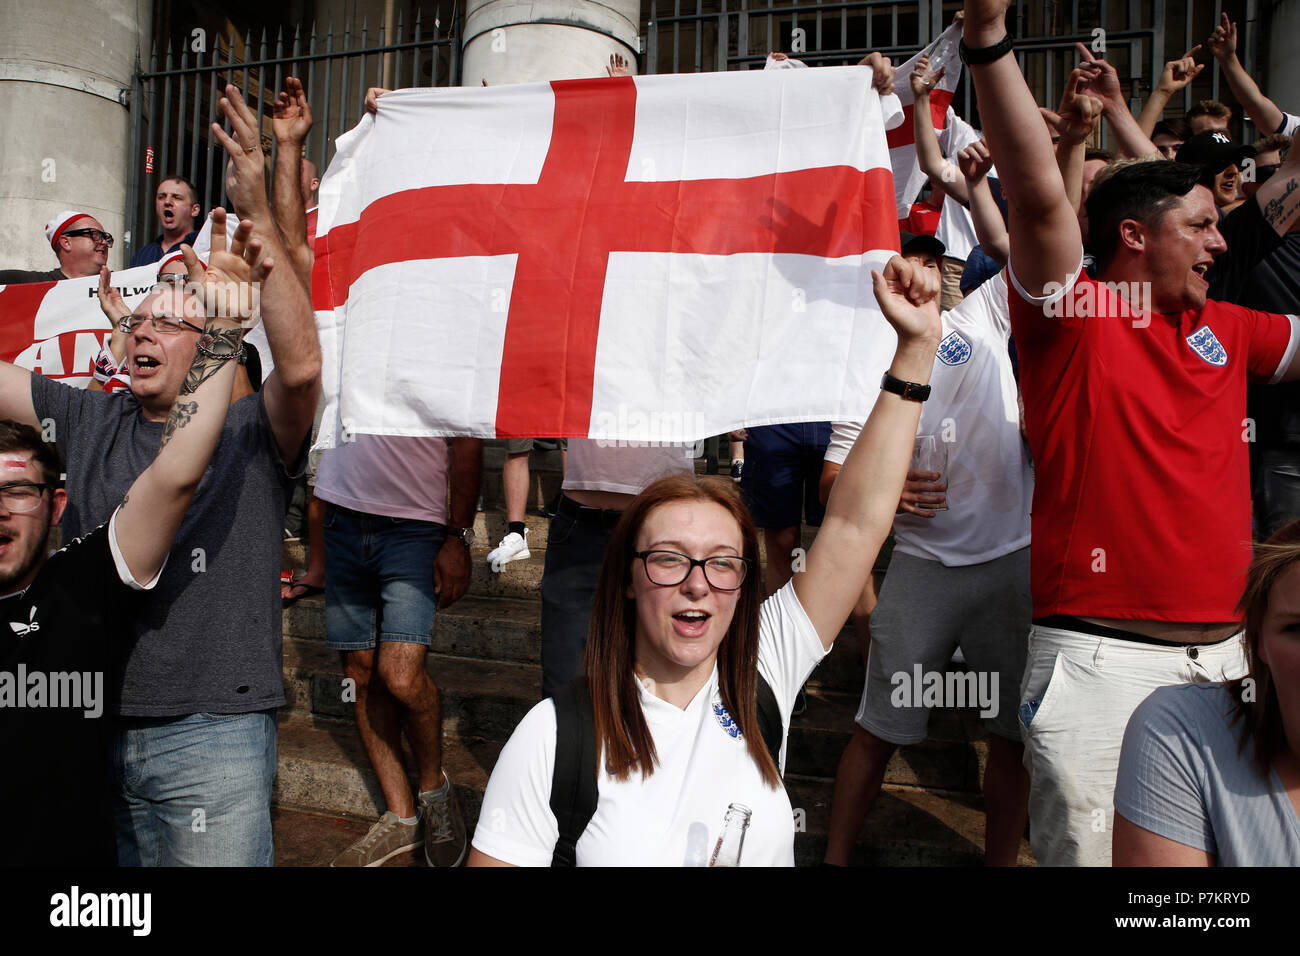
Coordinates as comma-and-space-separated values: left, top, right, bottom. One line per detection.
1265, 0, 1300, 131
0, 0, 150, 272
462, 0, 641, 85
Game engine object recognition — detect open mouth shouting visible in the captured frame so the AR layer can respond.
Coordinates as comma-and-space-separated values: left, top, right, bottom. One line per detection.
672, 607, 712, 638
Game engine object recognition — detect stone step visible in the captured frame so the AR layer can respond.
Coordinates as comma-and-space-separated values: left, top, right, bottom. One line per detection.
274, 710, 500, 823
280, 640, 986, 790
271, 715, 1027, 866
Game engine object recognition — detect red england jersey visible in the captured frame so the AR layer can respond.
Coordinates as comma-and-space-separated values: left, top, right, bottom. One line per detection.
1009, 261, 1298, 622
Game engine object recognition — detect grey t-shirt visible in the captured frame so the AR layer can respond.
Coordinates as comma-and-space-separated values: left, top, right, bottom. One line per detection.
1115, 682, 1300, 866
31, 375, 302, 715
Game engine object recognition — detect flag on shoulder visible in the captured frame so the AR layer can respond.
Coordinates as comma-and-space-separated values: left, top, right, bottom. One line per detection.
313, 66, 905, 447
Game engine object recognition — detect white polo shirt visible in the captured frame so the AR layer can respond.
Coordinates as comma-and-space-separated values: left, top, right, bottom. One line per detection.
471, 580, 827, 866
825, 270, 1031, 567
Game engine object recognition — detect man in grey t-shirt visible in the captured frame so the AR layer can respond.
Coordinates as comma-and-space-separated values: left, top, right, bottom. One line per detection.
0, 89, 321, 865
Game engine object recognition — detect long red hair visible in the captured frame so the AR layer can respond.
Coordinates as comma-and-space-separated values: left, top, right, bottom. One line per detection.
582, 473, 781, 788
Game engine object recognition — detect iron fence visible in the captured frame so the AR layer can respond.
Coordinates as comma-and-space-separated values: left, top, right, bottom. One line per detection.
643, 0, 1261, 150
125, 5, 460, 263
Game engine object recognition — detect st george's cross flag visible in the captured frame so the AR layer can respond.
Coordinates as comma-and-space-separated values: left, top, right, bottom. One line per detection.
312, 65, 905, 448
886, 21, 966, 218
0, 265, 160, 386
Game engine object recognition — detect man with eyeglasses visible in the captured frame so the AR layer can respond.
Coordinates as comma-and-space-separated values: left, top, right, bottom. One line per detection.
0, 210, 113, 285
0, 90, 319, 870
0, 216, 267, 865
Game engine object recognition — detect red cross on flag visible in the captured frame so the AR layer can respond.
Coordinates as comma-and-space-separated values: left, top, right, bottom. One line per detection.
313, 65, 903, 447
886, 21, 965, 218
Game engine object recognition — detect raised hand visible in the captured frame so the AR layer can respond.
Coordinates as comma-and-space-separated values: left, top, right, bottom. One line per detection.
181, 208, 272, 327
273, 76, 313, 147
1207, 12, 1237, 61
957, 140, 994, 182
1054, 68, 1105, 142
607, 53, 631, 77
871, 254, 942, 344
1074, 42, 1124, 106
859, 51, 896, 95
909, 54, 946, 98
210, 85, 269, 216
96, 266, 130, 326
1157, 46, 1204, 94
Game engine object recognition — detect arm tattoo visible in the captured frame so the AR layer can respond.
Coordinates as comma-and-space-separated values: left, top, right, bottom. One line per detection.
1262, 177, 1299, 228
160, 401, 199, 447
179, 327, 246, 397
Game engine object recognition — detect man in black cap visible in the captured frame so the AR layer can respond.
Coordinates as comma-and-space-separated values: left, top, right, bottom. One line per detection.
1176, 131, 1255, 214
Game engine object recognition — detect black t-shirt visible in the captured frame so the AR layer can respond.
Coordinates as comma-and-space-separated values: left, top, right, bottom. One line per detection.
1206, 198, 1284, 305
0, 268, 64, 285
1241, 231, 1300, 447
0, 520, 142, 866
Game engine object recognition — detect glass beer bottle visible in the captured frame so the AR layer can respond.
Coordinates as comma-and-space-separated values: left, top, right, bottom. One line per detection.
709, 803, 752, 867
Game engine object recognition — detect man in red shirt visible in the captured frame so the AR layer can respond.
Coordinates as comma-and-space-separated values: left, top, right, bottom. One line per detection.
962, 0, 1300, 865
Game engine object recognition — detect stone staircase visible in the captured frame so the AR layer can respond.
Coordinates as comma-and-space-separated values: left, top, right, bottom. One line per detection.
272, 442, 1033, 866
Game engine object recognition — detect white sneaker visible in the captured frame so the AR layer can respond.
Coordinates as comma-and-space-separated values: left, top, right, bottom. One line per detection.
487, 528, 530, 571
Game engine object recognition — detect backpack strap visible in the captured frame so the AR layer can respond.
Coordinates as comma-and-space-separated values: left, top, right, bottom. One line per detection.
549, 677, 597, 867
756, 675, 784, 772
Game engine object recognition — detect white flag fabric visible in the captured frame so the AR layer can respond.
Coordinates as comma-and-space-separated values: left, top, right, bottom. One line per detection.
312, 67, 905, 448
887, 22, 965, 218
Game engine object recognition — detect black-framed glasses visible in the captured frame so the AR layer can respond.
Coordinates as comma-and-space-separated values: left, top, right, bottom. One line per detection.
120, 313, 205, 336
63, 228, 114, 248
0, 482, 51, 514
634, 550, 752, 591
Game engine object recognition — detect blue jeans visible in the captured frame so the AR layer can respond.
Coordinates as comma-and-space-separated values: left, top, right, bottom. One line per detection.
540, 494, 624, 698
323, 504, 445, 650
112, 710, 277, 866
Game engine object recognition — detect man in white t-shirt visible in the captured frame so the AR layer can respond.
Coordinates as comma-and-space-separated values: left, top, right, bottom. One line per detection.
540, 439, 694, 696
820, 234, 1034, 866
315, 434, 482, 867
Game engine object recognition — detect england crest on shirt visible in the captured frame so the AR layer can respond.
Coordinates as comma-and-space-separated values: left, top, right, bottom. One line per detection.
1186, 326, 1228, 367
712, 691, 743, 740
936, 330, 972, 366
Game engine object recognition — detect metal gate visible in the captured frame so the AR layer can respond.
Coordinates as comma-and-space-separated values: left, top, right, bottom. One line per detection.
125, 5, 461, 264
643, 0, 1261, 149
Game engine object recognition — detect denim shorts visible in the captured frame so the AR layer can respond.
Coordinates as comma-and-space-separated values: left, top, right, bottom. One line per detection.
740, 422, 832, 529
323, 503, 446, 651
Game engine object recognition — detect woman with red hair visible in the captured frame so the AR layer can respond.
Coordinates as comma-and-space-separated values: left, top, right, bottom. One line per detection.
468, 254, 944, 866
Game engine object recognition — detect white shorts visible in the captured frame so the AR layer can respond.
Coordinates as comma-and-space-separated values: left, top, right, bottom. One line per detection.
1018, 624, 1247, 866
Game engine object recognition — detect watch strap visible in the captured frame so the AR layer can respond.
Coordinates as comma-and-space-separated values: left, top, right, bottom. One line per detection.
880, 371, 931, 402
959, 34, 1014, 66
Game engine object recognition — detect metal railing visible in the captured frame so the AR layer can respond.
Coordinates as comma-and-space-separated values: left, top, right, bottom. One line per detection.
125, 5, 461, 263
643, 0, 1261, 149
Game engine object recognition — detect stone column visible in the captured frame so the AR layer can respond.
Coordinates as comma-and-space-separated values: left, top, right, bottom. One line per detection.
462, 0, 641, 85
0, 0, 150, 272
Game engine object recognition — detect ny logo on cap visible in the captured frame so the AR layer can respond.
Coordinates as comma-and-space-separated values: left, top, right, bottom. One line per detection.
1211, 132, 1231, 144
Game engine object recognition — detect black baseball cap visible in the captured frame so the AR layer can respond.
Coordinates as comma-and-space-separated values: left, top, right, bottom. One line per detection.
1175, 131, 1255, 174
899, 231, 946, 261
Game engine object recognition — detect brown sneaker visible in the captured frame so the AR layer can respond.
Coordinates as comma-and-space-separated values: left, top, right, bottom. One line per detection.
420, 773, 467, 867
330, 811, 423, 867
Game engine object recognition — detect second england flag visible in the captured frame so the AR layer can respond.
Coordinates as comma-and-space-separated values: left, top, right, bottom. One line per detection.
313, 65, 903, 447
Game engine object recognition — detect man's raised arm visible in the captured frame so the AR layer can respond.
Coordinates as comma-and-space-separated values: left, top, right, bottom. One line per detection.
911, 55, 971, 207
1208, 13, 1289, 138
962, 0, 1081, 296
115, 211, 268, 584
211, 84, 321, 463
271, 77, 315, 292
